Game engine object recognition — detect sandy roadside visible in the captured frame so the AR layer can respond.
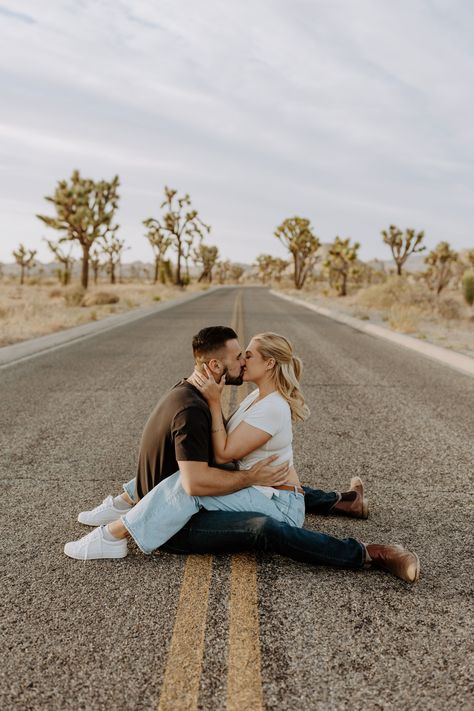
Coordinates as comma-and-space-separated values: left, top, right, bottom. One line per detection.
278, 287, 474, 359
0, 281, 211, 347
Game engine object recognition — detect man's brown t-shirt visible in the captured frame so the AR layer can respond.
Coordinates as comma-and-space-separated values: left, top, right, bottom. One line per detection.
136, 380, 211, 500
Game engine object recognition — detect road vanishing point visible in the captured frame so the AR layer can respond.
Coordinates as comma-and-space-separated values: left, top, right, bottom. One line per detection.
1, 286, 473, 710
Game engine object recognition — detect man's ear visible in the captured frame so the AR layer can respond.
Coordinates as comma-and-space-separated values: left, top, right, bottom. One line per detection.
207, 358, 221, 374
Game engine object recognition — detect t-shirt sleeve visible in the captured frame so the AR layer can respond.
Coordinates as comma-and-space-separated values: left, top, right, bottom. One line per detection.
172, 407, 210, 462
242, 399, 284, 436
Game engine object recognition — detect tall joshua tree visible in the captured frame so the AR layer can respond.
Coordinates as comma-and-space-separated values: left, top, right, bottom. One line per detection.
274, 217, 320, 289
194, 243, 219, 284
12, 243, 37, 285
324, 236, 360, 296
382, 225, 425, 276
424, 241, 458, 295
143, 218, 172, 284
145, 187, 210, 287
37, 170, 120, 289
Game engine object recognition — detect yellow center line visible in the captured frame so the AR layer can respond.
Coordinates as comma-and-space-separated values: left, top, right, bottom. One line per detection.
227, 291, 264, 711
157, 555, 213, 711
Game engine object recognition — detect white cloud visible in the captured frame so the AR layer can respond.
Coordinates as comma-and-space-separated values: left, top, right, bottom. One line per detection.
0, 0, 473, 265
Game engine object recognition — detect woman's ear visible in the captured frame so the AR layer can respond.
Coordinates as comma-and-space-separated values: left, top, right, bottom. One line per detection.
266, 358, 275, 371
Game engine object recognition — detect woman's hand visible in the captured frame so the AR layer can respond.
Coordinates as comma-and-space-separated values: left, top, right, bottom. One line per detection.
193, 364, 225, 404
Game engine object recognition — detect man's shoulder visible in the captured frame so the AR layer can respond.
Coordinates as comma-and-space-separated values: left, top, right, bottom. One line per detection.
163, 380, 210, 415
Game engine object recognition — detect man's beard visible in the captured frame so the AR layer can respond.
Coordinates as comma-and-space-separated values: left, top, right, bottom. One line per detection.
222, 366, 244, 386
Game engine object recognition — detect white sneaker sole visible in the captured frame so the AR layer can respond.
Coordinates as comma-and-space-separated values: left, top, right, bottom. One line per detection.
77, 510, 123, 526
63, 542, 128, 560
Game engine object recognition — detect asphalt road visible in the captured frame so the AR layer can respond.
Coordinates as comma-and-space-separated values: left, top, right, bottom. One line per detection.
1, 286, 473, 710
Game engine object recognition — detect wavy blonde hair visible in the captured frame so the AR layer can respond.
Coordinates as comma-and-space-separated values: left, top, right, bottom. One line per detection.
252, 332, 310, 422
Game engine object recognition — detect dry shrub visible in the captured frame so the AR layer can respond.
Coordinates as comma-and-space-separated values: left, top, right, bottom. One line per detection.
64, 285, 86, 306
81, 291, 119, 307
356, 276, 437, 318
388, 304, 421, 333
436, 298, 462, 320
49, 288, 63, 299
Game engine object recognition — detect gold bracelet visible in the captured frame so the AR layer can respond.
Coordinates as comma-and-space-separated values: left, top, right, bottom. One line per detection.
211, 427, 224, 433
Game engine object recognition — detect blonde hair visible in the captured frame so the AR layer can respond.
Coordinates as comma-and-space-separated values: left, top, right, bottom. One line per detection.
253, 332, 310, 422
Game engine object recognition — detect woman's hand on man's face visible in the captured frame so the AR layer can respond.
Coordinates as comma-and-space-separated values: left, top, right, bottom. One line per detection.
193, 364, 225, 403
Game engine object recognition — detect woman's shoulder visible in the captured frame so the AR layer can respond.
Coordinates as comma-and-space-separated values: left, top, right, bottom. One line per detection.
259, 391, 290, 414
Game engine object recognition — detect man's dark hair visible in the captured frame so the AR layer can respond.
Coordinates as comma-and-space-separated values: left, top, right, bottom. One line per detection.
192, 326, 238, 360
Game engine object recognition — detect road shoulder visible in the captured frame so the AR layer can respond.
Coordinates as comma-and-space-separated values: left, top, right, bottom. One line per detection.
271, 289, 474, 378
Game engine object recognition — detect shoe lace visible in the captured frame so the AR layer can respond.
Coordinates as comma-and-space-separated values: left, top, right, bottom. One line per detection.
93, 495, 114, 513
78, 528, 100, 562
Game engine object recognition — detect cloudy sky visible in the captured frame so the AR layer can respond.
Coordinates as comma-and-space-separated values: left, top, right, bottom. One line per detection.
0, 0, 473, 265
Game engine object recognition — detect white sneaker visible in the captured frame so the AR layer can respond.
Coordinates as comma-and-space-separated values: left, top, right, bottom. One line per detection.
64, 526, 128, 560
77, 495, 129, 526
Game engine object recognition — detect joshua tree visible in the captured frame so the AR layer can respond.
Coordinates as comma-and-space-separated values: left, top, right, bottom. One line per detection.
144, 187, 210, 287
462, 269, 474, 308
274, 217, 320, 289
89, 248, 102, 285
255, 254, 275, 285
382, 225, 425, 276
194, 243, 219, 283
43, 237, 75, 285
183, 233, 196, 284
12, 243, 37, 285
143, 218, 172, 284
99, 234, 128, 285
324, 236, 360, 296
424, 241, 458, 295
37, 170, 120, 289
215, 260, 232, 284
229, 264, 244, 282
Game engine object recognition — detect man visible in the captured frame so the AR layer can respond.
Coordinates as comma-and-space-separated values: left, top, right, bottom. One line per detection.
65, 326, 419, 583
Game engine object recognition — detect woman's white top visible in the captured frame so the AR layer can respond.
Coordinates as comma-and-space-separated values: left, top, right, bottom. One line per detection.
226, 388, 293, 498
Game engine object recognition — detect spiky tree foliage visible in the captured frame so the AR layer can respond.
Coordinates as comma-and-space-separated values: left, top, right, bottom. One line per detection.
271, 257, 289, 283
215, 259, 232, 284
194, 243, 219, 284
382, 225, 425, 276
99, 234, 128, 285
255, 254, 288, 285
147, 187, 210, 287
229, 264, 244, 282
43, 237, 75, 285
12, 244, 37, 285
324, 236, 360, 296
255, 254, 275, 285
462, 269, 474, 307
274, 217, 320, 289
143, 218, 172, 284
37, 170, 120, 289
424, 241, 458, 295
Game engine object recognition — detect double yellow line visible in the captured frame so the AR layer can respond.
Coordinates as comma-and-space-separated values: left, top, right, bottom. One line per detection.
158, 290, 264, 711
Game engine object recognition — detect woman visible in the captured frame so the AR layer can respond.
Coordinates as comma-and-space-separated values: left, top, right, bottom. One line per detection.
65, 332, 309, 559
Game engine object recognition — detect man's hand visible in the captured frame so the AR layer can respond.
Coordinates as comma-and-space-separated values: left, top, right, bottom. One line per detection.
246, 455, 290, 487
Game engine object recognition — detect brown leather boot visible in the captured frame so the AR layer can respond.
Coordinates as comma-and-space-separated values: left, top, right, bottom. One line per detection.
366, 544, 420, 583
331, 476, 369, 519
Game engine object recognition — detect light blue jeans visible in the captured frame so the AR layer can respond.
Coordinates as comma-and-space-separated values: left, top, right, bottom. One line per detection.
121, 472, 305, 554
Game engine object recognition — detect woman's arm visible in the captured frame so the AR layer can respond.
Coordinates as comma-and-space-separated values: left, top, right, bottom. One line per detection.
208, 400, 271, 464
